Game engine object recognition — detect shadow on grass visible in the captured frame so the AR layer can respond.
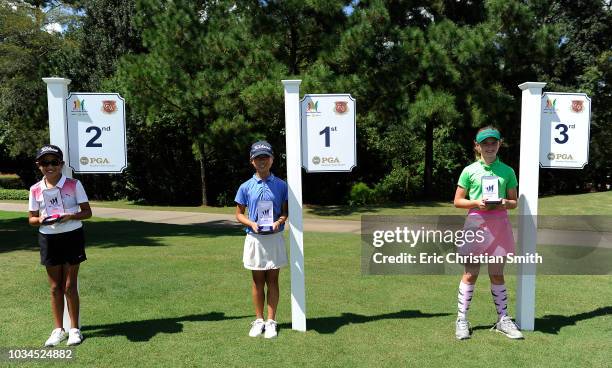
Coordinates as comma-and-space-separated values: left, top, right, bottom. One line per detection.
306, 201, 449, 217
82, 312, 249, 342
279, 309, 451, 334
534, 306, 612, 334
0, 216, 242, 253
471, 306, 612, 334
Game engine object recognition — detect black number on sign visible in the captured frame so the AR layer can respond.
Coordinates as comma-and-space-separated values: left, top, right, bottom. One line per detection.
86, 126, 102, 147
319, 126, 330, 147
554, 123, 569, 144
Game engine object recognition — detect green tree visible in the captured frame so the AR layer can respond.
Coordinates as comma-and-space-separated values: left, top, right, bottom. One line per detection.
0, 2, 67, 184
113, 0, 288, 205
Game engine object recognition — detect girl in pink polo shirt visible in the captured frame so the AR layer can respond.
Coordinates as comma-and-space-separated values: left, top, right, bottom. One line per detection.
28, 145, 92, 347
453, 126, 523, 340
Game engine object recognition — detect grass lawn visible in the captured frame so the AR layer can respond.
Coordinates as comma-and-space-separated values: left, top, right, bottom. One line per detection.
0, 211, 610, 367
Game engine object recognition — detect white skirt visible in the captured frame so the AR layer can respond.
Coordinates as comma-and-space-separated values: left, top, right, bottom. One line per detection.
243, 232, 288, 270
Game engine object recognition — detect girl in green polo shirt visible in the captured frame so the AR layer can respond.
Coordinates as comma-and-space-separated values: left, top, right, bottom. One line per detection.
452, 126, 524, 340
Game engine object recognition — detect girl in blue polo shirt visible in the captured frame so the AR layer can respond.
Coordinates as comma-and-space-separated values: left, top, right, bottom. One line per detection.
235, 141, 288, 339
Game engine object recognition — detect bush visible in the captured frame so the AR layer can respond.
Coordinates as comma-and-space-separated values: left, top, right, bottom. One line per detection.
373, 166, 421, 203
349, 182, 377, 206
0, 174, 23, 189
0, 189, 29, 200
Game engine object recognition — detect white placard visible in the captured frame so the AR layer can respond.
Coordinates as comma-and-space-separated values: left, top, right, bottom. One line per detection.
301, 94, 356, 172
42, 188, 65, 216
539, 92, 591, 169
256, 200, 274, 231
66, 93, 127, 173
481, 176, 500, 203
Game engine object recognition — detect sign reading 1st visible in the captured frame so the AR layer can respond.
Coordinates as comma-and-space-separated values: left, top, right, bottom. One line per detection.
301, 94, 356, 172
66, 93, 127, 173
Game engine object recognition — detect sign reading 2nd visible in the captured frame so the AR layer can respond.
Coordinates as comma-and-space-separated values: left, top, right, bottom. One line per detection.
85, 125, 111, 147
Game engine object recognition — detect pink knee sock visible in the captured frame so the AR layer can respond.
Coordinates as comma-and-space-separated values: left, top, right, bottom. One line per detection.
457, 281, 474, 320
491, 283, 508, 320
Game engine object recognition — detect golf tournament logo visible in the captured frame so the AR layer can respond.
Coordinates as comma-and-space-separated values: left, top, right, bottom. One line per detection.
102, 100, 117, 114
306, 101, 318, 113
80, 157, 89, 165
312, 156, 321, 165
547, 152, 556, 160
72, 99, 86, 112
334, 101, 348, 114
485, 184, 495, 193
49, 196, 59, 206
571, 100, 584, 113
543, 98, 557, 113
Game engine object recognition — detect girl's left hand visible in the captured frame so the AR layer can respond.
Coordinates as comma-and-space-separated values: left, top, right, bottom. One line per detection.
58, 214, 73, 223
486, 199, 506, 210
272, 220, 281, 232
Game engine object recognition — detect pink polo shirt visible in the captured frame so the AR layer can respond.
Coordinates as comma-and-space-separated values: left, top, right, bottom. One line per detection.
28, 175, 89, 235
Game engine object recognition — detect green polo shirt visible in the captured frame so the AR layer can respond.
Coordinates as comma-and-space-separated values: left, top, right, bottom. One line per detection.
457, 158, 518, 200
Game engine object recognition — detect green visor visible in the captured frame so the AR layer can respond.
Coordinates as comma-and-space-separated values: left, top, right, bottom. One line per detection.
476, 128, 501, 143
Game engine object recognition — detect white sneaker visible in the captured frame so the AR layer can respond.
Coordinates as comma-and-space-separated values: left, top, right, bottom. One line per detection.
248, 319, 265, 337
67, 328, 83, 346
264, 320, 278, 339
455, 318, 471, 340
44, 328, 66, 347
492, 315, 524, 339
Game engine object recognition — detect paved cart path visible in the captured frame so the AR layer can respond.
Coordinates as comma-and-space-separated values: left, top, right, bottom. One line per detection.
1, 202, 610, 248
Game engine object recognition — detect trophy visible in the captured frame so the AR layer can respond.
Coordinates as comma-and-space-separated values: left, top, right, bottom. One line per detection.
481, 176, 502, 205
42, 188, 65, 225
256, 200, 274, 233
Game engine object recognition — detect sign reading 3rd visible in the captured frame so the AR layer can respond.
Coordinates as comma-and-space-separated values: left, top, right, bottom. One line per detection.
539, 92, 591, 169
66, 93, 127, 173
300, 94, 356, 172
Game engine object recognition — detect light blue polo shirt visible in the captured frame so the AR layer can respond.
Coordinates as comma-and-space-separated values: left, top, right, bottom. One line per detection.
235, 173, 288, 233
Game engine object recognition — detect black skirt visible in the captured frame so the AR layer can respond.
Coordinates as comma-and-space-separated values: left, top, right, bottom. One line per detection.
38, 227, 87, 266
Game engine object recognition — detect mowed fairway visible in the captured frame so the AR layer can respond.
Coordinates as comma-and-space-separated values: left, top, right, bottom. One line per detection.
0, 211, 610, 368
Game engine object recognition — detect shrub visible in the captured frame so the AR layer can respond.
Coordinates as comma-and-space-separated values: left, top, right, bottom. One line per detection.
0, 189, 29, 200
349, 182, 377, 206
0, 174, 23, 189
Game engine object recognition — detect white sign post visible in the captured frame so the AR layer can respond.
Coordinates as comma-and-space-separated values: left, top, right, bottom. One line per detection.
539, 93, 591, 169
517, 83, 592, 331
516, 82, 546, 331
42, 77, 79, 331
283, 85, 358, 331
301, 94, 356, 172
66, 93, 127, 173
282, 80, 306, 332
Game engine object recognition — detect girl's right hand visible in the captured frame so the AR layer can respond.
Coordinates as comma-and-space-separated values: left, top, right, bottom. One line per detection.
476, 199, 488, 210
249, 221, 259, 233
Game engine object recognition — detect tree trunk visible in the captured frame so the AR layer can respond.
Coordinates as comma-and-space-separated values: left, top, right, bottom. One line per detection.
198, 143, 208, 206
424, 119, 434, 198
289, 22, 299, 74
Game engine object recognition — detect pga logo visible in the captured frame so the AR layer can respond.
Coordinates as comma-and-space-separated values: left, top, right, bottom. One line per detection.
312, 156, 340, 165
547, 152, 574, 160
80, 157, 110, 165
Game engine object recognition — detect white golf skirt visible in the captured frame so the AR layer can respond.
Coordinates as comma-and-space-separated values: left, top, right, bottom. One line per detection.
243, 232, 288, 270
